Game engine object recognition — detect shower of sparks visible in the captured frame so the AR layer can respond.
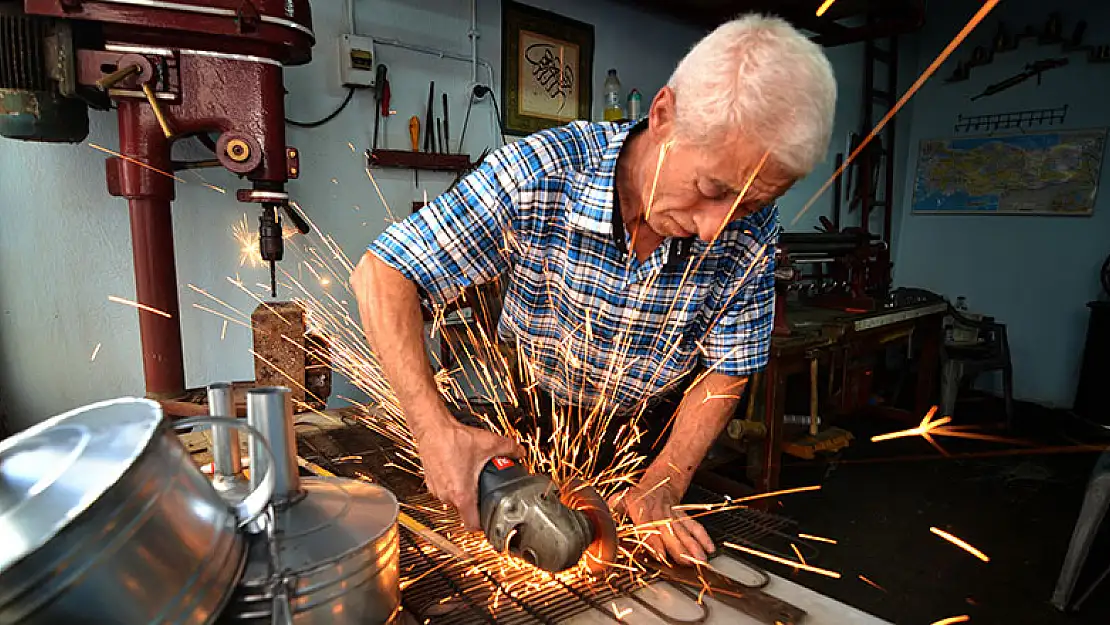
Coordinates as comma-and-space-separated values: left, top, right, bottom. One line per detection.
930, 527, 989, 563
107, 295, 172, 318
192, 187, 814, 605
791, 0, 1002, 227
815, 0, 838, 17
232, 213, 298, 267
188, 169, 227, 194
859, 575, 886, 592
871, 406, 950, 442
871, 406, 1031, 456
90, 342, 102, 362
220, 319, 229, 340
798, 533, 837, 544
723, 541, 841, 579
930, 617, 970, 625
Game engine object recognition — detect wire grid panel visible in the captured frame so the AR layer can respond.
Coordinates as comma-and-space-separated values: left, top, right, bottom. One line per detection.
683, 483, 820, 561
398, 492, 645, 625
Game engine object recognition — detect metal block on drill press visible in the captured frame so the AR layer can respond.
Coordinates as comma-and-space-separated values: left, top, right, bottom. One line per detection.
251, 302, 306, 406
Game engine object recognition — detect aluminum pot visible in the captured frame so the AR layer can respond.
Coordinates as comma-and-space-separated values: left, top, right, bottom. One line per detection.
0, 397, 274, 625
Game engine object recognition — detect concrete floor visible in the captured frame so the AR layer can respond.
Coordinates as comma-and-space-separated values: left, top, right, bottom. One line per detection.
724, 396, 1110, 625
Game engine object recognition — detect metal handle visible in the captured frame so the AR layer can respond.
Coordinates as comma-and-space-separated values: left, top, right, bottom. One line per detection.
174, 416, 276, 527
96, 64, 141, 89
141, 82, 175, 138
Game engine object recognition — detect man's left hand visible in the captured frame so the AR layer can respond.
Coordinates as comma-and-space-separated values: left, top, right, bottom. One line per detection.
609, 480, 716, 565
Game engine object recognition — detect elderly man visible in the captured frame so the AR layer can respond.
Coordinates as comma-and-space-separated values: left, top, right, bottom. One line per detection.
352, 14, 836, 564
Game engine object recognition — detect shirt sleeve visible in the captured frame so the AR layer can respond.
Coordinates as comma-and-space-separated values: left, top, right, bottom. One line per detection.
698, 205, 780, 378
367, 143, 530, 307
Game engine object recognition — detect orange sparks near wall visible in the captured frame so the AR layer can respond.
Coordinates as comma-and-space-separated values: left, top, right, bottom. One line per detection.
930, 527, 989, 562
871, 406, 950, 442
816, 0, 838, 17
871, 405, 1031, 455
791, 0, 1002, 227
107, 295, 172, 318
930, 616, 970, 625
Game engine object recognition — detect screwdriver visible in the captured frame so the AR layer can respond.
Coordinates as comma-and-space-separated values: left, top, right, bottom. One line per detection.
409, 115, 420, 186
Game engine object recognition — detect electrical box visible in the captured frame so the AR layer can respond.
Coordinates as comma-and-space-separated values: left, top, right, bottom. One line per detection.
338, 34, 375, 88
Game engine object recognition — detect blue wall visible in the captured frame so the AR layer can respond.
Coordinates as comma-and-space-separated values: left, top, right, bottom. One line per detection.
894, 0, 1110, 407
0, 0, 865, 428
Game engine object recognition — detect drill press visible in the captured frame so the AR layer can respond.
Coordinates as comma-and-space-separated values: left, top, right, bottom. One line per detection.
0, 0, 314, 402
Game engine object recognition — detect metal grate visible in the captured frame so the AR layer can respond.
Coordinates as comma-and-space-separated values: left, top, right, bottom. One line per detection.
300, 421, 811, 623
397, 492, 643, 625
684, 483, 822, 561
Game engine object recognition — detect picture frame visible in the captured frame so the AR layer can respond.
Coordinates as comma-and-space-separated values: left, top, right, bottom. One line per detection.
501, 1, 594, 136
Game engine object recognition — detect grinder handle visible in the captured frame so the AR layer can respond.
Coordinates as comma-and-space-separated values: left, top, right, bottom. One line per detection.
478, 456, 530, 502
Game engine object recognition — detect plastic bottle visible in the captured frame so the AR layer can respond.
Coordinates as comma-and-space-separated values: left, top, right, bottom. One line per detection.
627, 88, 642, 121
603, 69, 623, 121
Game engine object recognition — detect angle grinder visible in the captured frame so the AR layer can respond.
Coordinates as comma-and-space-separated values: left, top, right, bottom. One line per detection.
477, 456, 618, 574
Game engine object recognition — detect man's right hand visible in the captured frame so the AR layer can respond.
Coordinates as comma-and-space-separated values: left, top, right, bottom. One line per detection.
416, 420, 525, 530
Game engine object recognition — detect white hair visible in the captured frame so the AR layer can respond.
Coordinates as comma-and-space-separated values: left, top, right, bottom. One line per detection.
666, 14, 837, 176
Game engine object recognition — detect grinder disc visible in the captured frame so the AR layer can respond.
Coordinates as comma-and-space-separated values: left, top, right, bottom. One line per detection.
562, 477, 618, 575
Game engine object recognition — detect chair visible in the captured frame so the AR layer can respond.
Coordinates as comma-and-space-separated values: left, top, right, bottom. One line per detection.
1052, 450, 1110, 612
939, 306, 1015, 429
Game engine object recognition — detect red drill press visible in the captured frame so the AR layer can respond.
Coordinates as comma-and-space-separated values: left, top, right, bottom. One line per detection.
0, 0, 314, 404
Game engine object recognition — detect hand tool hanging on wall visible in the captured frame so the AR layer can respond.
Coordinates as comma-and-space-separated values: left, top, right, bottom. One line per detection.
423, 81, 436, 153
372, 64, 388, 149
408, 115, 420, 186
970, 57, 1069, 101
437, 118, 445, 153
437, 94, 446, 155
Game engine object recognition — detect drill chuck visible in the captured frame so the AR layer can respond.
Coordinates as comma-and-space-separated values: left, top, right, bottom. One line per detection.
258, 205, 284, 262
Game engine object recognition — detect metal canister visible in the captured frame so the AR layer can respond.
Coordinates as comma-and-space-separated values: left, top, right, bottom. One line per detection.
221, 387, 401, 624
0, 398, 249, 625
221, 478, 401, 624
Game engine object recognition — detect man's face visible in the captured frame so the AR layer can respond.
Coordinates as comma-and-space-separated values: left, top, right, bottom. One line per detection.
642, 138, 797, 243
637, 89, 799, 243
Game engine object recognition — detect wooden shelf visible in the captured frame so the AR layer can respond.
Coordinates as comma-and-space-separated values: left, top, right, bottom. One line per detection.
366, 148, 474, 173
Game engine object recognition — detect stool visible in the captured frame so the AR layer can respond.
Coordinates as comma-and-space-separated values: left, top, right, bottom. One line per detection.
939, 307, 1014, 428
1052, 450, 1110, 611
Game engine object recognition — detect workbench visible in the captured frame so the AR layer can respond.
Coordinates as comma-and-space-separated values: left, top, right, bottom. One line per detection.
569, 555, 889, 624
722, 300, 947, 496
183, 414, 888, 625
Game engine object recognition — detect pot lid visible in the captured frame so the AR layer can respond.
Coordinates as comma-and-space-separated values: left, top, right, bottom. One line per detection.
238, 477, 399, 585
0, 397, 163, 574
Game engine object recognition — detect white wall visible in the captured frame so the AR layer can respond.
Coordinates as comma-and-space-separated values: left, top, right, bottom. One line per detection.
893, 0, 1110, 408
0, 0, 864, 429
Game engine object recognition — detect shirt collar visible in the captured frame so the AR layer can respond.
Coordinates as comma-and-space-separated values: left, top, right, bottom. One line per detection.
564, 121, 640, 235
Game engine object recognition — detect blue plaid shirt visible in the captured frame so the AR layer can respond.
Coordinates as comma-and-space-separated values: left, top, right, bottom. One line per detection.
370, 121, 778, 414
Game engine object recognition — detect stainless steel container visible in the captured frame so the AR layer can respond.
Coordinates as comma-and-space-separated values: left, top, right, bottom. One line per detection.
221, 387, 401, 624
0, 398, 271, 625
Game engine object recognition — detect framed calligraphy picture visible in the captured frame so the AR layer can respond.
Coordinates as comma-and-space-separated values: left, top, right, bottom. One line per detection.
501, 1, 594, 136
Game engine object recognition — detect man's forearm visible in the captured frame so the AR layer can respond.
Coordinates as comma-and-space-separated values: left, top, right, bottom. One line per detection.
641, 372, 747, 495
351, 251, 454, 441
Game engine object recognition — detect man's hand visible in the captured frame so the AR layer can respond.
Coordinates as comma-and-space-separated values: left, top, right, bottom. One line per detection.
417, 420, 525, 530
609, 480, 715, 565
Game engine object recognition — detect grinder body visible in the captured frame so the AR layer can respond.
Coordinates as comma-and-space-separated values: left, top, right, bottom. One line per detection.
477, 457, 597, 572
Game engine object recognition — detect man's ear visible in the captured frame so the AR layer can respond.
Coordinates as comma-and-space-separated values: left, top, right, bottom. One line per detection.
648, 86, 676, 142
